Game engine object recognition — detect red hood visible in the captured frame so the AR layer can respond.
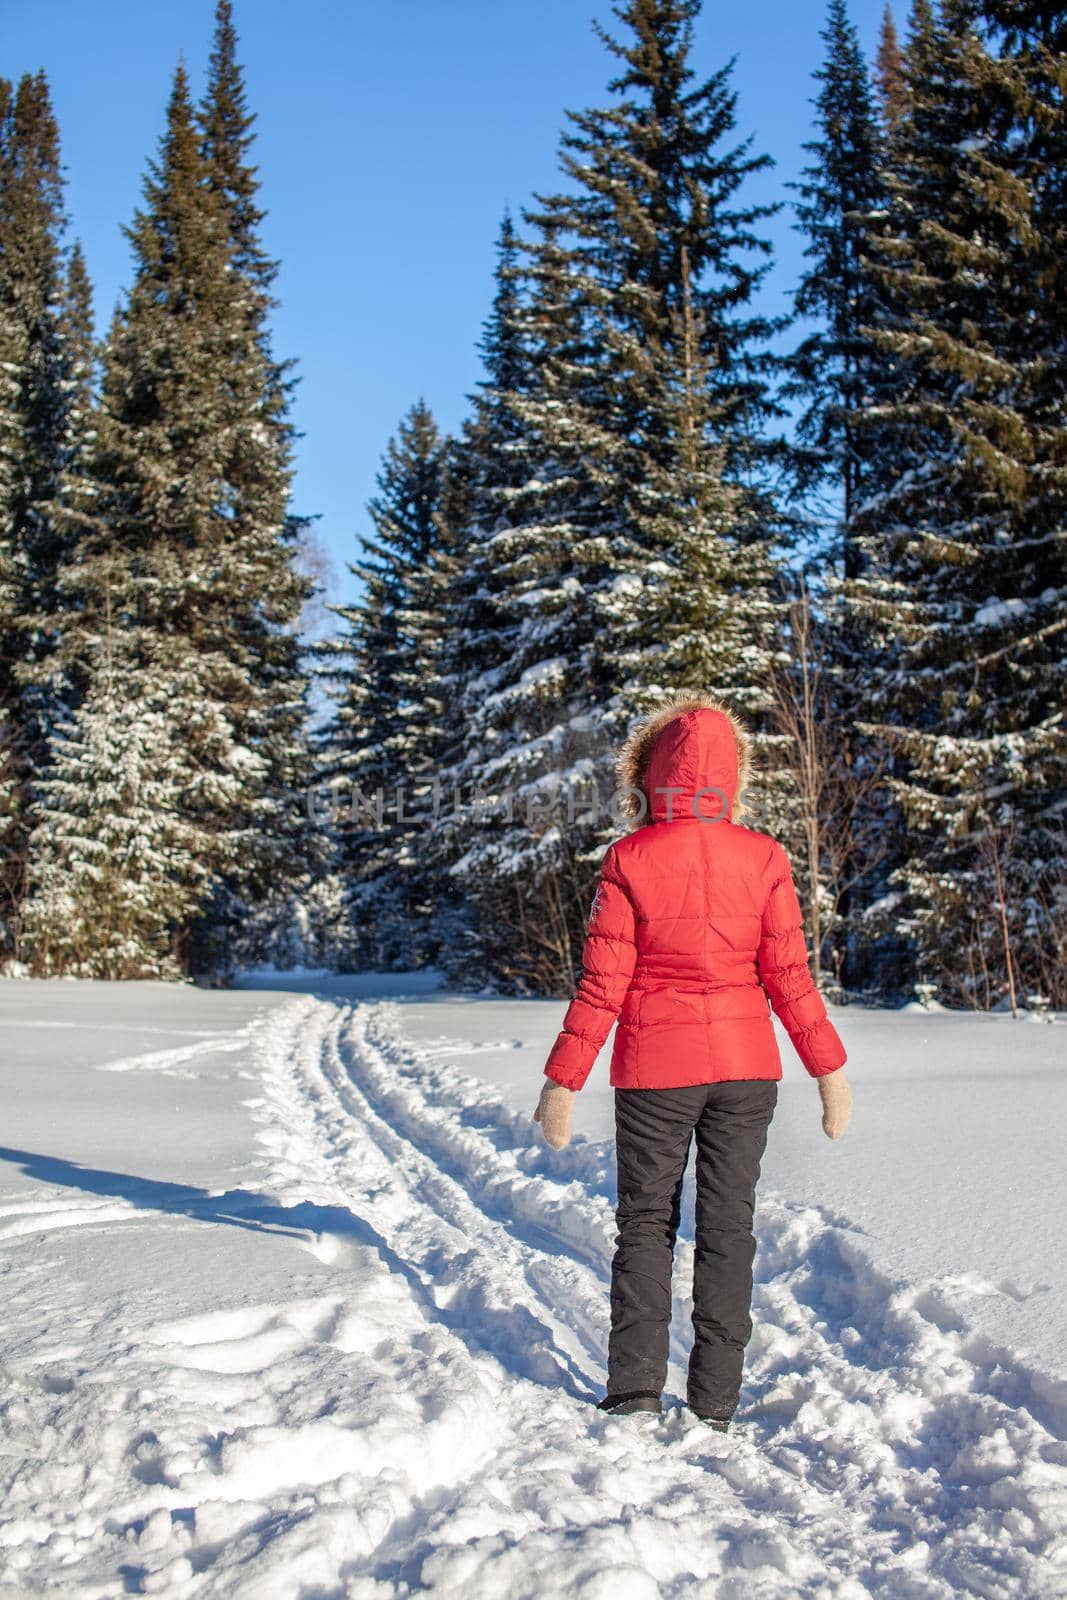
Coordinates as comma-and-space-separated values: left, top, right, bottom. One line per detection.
645, 707, 739, 823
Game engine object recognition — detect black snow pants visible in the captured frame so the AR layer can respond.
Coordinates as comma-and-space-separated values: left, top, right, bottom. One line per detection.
607, 1079, 777, 1419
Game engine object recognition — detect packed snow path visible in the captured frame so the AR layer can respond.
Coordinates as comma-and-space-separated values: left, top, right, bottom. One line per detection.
2, 989, 1066, 1597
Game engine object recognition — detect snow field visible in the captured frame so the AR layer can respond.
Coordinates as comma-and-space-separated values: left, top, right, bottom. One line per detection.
0, 987, 1066, 1596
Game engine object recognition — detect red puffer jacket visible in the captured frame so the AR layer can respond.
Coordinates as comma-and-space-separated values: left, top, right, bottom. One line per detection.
544, 699, 847, 1091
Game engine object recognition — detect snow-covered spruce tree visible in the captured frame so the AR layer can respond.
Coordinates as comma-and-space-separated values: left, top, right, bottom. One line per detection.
435, 211, 541, 758
436, 198, 644, 995
819, 0, 957, 996
0, 72, 84, 962
558, 0, 788, 543
845, 0, 1067, 1007
54, 239, 97, 525
40, 61, 310, 978
942, 0, 1067, 1009
430, 212, 612, 992
21, 239, 99, 727
439, 0, 787, 994
24, 619, 214, 980
319, 399, 450, 969
194, 0, 314, 970
776, 0, 890, 993
0, 113, 17, 952
421, 414, 482, 957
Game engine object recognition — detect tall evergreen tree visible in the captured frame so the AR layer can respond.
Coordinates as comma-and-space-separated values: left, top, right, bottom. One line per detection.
785, 0, 885, 567
846, 0, 1067, 1006
431, 213, 607, 990
772, 1, 888, 991
198, 0, 300, 528
26, 240, 98, 719
0, 71, 81, 958
830, 0, 970, 996
41, 58, 310, 976
439, 210, 589, 781
0, 81, 19, 940
433, 213, 532, 722
527, 0, 786, 722
194, 1, 313, 965
52, 240, 97, 544
439, 0, 787, 993
199, 0, 274, 288
533, 0, 787, 523
320, 399, 450, 968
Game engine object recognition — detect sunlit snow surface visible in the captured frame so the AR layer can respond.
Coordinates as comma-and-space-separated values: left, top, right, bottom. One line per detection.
1, 974, 1065, 1598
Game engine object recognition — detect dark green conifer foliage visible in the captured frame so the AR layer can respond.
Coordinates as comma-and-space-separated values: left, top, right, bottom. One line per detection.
847, 0, 1067, 1006
537, 0, 786, 519
773, 2, 888, 992
521, 0, 786, 727
429, 214, 595, 990
34, 53, 311, 976
786, 0, 885, 568
193, 2, 314, 967
437, 209, 546, 769
29, 240, 97, 700
199, 0, 299, 506
200, 0, 274, 286
322, 400, 450, 969
60, 243, 95, 409
0, 72, 81, 956
438, 2, 787, 993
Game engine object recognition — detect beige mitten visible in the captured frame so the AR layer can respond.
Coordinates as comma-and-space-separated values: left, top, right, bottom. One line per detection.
818, 1069, 852, 1139
533, 1080, 575, 1151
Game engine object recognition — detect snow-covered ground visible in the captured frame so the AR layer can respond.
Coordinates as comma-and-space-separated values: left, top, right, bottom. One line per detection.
1, 975, 1065, 1598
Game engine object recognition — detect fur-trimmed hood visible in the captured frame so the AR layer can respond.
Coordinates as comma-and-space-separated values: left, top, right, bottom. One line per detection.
615, 695, 753, 829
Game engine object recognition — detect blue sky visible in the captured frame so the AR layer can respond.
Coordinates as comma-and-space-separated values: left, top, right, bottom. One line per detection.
7, 0, 889, 609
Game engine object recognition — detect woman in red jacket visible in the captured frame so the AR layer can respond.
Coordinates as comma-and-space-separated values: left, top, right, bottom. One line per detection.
533, 696, 852, 1430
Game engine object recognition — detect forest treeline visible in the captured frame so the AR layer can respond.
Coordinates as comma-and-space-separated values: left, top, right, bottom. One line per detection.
1, 0, 1063, 1009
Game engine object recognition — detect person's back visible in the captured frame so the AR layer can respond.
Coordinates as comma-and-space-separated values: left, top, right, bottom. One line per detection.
543, 697, 846, 1092
533, 696, 852, 1427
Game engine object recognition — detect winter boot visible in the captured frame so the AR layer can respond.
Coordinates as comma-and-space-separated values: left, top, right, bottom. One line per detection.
597, 1391, 661, 1416
690, 1408, 731, 1432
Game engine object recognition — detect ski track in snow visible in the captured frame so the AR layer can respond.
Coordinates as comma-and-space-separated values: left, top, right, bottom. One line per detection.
93, 1034, 252, 1077
2, 994, 1066, 1598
